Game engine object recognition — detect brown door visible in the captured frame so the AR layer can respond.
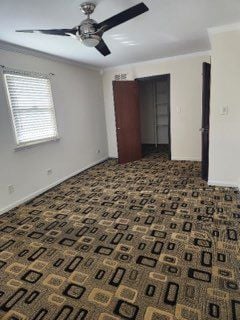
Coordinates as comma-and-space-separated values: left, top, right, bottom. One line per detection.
201, 62, 211, 181
113, 81, 142, 164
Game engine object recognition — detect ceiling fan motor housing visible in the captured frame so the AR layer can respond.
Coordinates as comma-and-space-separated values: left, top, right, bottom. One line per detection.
79, 18, 97, 34
79, 3, 101, 47
78, 18, 101, 47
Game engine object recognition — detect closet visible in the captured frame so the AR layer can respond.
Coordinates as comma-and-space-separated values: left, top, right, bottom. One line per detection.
138, 74, 170, 157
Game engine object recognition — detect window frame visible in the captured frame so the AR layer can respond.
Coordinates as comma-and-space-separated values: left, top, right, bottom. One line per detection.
3, 69, 59, 150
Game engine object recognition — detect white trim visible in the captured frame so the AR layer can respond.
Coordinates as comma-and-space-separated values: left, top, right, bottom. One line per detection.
171, 157, 201, 162
14, 137, 60, 151
0, 40, 101, 72
0, 157, 108, 215
1, 68, 19, 147
109, 156, 201, 161
103, 51, 211, 72
208, 180, 239, 188
208, 23, 240, 36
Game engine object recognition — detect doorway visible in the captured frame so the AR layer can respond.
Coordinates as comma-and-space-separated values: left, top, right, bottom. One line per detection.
137, 74, 171, 159
112, 75, 171, 164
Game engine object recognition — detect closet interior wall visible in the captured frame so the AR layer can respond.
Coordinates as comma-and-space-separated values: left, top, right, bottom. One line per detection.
139, 75, 170, 155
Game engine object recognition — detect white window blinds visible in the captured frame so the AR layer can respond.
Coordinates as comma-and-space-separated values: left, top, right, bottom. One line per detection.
4, 70, 58, 147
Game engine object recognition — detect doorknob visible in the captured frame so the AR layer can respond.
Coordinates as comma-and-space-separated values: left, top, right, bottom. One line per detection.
117, 127, 120, 130
199, 128, 209, 132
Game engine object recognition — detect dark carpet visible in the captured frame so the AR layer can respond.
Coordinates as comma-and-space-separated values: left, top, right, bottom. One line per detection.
0, 153, 239, 320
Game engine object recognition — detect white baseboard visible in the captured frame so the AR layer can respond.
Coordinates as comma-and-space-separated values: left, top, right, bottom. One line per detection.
208, 180, 239, 188
108, 155, 201, 162
171, 157, 201, 162
0, 157, 108, 215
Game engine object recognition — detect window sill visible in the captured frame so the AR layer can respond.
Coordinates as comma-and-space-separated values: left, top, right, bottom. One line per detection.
14, 137, 60, 151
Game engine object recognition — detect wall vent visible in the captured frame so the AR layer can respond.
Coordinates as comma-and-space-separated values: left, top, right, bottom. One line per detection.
114, 73, 128, 81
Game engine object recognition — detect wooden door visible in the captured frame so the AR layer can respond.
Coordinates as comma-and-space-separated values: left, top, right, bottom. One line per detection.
113, 81, 142, 164
201, 62, 211, 181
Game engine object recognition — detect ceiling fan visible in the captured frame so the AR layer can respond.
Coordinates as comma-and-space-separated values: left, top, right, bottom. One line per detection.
16, 2, 149, 57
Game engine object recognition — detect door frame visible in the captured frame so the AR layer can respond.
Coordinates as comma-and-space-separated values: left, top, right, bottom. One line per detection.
201, 62, 211, 181
135, 74, 172, 160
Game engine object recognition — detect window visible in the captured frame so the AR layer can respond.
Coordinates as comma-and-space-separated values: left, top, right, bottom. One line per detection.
4, 70, 58, 148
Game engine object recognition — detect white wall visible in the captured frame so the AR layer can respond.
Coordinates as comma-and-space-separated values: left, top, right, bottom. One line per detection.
208, 29, 240, 187
0, 48, 108, 213
102, 53, 210, 160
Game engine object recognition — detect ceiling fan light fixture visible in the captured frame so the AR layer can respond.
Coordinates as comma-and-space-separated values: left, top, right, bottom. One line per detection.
80, 33, 101, 47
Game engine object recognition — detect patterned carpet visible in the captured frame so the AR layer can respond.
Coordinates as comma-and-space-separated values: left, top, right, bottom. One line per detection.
0, 153, 239, 320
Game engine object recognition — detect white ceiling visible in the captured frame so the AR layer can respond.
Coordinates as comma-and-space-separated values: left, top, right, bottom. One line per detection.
1, 0, 240, 68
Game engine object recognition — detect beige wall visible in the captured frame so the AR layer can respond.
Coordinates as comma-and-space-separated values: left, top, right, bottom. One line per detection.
208, 29, 240, 187
102, 53, 210, 160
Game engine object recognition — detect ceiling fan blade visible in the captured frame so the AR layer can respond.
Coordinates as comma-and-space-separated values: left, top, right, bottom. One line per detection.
95, 39, 111, 56
97, 2, 149, 32
16, 28, 77, 36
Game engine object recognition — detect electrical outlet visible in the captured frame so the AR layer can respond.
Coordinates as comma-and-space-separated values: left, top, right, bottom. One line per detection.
47, 169, 53, 176
8, 185, 14, 194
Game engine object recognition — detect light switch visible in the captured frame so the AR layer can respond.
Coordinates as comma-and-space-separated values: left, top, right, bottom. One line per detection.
220, 106, 228, 115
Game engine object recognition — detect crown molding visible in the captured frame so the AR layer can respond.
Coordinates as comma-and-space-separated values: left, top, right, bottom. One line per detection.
102, 50, 211, 72
0, 40, 101, 72
208, 22, 240, 36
